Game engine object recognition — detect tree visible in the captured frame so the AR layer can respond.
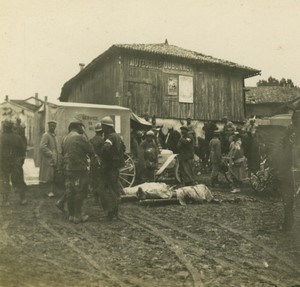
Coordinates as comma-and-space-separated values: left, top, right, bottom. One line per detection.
257, 76, 295, 87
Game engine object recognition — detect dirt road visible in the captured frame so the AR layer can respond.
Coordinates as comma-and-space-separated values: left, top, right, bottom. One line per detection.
0, 185, 300, 287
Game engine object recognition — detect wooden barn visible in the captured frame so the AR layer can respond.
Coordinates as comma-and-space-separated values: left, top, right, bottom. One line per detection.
60, 41, 260, 122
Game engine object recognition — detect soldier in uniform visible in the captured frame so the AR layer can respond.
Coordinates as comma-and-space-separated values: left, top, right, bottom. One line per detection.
64, 120, 94, 223
177, 126, 195, 186
0, 119, 27, 205
99, 116, 125, 221
39, 120, 58, 197
89, 123, 104, 205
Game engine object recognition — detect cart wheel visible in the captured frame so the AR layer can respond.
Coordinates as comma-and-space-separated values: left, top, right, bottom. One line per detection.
174, 157, 181, 183
119, 154, 136, 189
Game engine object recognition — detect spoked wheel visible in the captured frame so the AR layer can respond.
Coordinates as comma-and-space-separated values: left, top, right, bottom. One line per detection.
119, 154, 136, 189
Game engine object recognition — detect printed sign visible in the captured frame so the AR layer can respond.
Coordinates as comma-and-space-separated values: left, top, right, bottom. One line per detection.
168, 76, 178, 96
179, 76, 193, 103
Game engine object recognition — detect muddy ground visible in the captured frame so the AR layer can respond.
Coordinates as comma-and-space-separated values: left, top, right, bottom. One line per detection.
0, 179, 300, 287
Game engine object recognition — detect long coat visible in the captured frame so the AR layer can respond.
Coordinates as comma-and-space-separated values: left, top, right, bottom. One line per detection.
39, 131, 58, 183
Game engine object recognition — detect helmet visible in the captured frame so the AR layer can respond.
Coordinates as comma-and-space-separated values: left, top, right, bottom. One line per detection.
69, 119, 83, 125
94, 122, 102, 132
145, 130, 155, 137
101, 116, 114, 127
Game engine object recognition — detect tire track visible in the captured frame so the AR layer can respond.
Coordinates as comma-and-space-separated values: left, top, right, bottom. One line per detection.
137, 208, 300, 275
34, 201, 131, 287
123, 209, 291, 287
0, 219, 103, 282
121, 215, 205, 287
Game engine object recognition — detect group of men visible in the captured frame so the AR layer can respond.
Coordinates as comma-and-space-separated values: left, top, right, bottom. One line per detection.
1, 110, 299, 231
38, 116, 125, 223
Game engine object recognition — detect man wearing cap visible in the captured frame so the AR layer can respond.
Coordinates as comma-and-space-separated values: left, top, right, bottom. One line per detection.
89, 122, 104, 205
100, 116, 125, 220
177, 126, 195, 186
0, 119, 27, 205
39, 120, 58, 197
209, 130, 222, 187
140, 130, 159, 182
63, 119, 94, 223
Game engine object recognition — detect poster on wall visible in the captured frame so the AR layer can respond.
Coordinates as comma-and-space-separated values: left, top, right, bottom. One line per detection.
179, 75, 193, 103
168, 76, 178, 96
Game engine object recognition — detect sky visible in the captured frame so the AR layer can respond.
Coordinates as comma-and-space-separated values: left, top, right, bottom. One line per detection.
1, 0, 300, 103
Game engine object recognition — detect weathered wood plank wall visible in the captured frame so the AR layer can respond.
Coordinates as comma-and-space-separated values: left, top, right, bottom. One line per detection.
122, 55, 244, 121
64, 53, 245, 122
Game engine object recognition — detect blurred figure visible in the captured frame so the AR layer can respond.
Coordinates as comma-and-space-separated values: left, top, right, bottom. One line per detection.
177, 126, 195, 186
228, 132, 247, 193
140, 130, 159, 182
209, 130, 222, 187
202, 121, 218, 165
14, 118, 27, 150
131, 130, 144, 184
39, 120, 58, 197
0, 119, 27, 205
270, 108, 300, 231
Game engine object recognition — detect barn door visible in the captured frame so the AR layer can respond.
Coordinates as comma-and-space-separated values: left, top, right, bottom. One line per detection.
128, 82, 153, 116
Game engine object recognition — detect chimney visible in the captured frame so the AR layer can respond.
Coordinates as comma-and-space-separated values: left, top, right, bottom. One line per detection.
44, 96, 48, 103
5, 95, 9, 102
35, 93, 39, 106
79, 63, 85, 71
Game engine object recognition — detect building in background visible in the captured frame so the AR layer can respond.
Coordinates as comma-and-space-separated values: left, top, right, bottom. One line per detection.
245, 86, 300, 118
0, 94, 43, 146
60, 41, 260, 122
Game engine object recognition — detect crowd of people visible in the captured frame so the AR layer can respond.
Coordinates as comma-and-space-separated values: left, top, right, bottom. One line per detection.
131, 116, 261, 194
1, 110, 299, 230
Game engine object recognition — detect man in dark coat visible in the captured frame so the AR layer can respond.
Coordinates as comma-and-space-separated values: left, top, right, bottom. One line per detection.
270, 108, 300, 231
100, 116, 125, 220
64, 120, 94, 223
140, 130, 159, 182
0, 119, 27, 205
177, 126, 195, 186
209, 130, 222, 187
89, 122, 104, 205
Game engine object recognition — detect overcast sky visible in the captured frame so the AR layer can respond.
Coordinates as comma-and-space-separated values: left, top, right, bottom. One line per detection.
1, 0, 300, 103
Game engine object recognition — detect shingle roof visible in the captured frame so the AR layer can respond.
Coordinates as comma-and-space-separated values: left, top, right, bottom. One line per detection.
114, 43, 260, 74
60, 42, 260, 101
245, 86, 300, 104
